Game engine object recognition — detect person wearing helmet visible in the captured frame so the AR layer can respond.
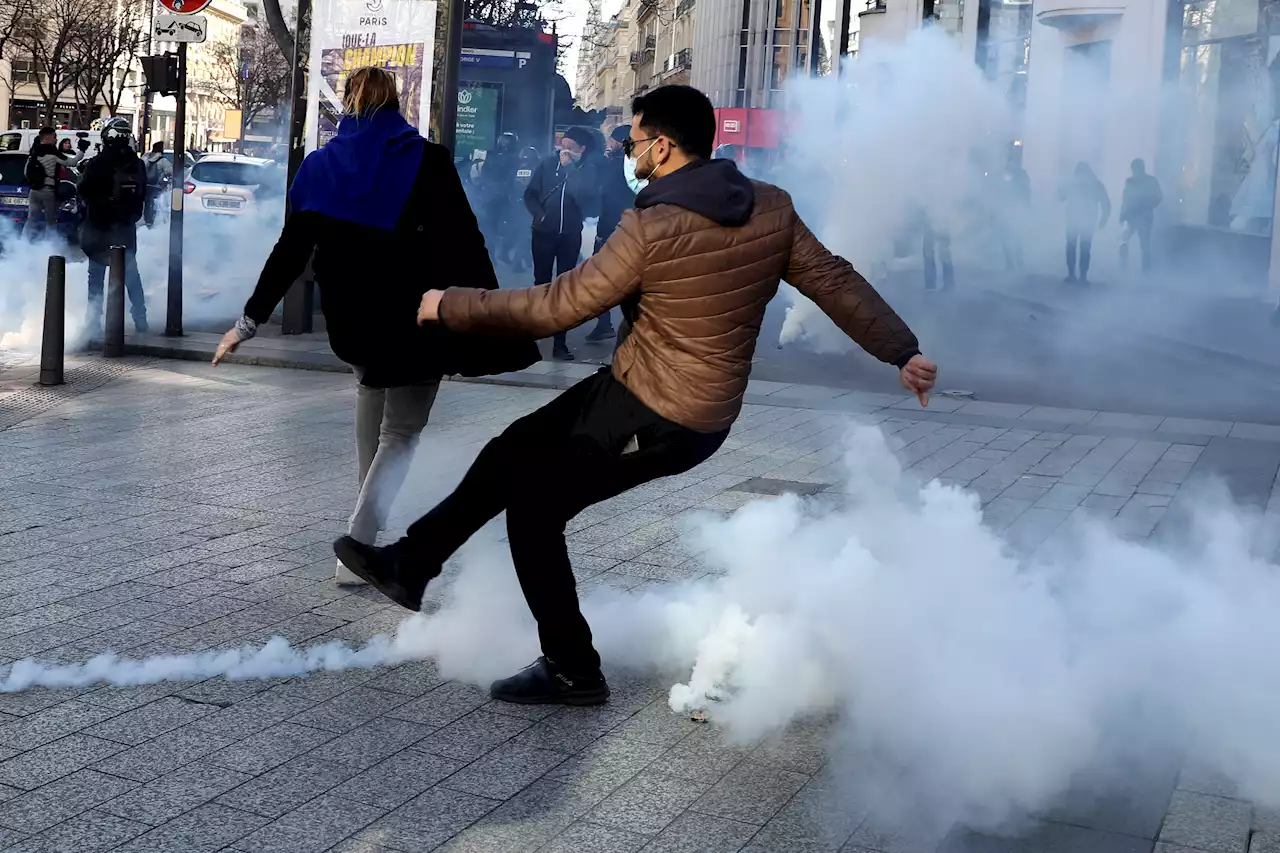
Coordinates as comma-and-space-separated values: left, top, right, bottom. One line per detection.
77, 116, 149, 336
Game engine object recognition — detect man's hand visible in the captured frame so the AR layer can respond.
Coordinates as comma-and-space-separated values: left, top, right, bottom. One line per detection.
212, 328, 242, 366
900, 354, 938, 407
417, 290, 445, 325
559, 149, 574, 167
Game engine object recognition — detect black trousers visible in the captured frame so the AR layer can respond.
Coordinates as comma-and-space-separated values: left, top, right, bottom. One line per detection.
922, 224, 954, 291
406, 369, 728, 673
532, 229, 582, 350
1120, 219, 1153, 272
1066, 229, 1093, 279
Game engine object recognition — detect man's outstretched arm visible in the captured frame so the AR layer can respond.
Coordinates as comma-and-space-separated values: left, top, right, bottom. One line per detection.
785, 215, 937, 403
426, 209, 646, 338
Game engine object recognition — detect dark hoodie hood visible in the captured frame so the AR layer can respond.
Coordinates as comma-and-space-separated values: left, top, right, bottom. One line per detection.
635, 158, 754, 226
290, 108, 424, 231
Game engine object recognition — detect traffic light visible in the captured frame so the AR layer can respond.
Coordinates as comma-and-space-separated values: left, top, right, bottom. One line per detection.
140, 54, 180, 96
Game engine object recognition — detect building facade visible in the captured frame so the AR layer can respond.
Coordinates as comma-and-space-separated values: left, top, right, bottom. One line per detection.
575, 0, 695, 130
150, 0, 249, 151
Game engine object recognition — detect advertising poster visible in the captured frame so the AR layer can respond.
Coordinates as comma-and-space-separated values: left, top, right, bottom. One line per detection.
454, 82, 502, 160
306, 0, 438, 152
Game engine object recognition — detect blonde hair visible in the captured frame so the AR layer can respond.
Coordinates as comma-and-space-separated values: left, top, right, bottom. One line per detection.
343, 66, 400, 117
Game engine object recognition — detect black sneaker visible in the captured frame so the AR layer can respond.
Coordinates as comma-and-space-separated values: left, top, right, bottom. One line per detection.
490, 657, 610, 706
584, 325, 615, 344
331, 536, 439, 611
551, 344, 575, 361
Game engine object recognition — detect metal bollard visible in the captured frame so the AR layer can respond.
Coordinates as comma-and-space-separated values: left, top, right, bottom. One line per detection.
39, 256, 65, 386
103, 245, 126, 358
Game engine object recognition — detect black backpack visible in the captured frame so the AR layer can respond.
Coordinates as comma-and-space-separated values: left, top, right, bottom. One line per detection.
86, 154, 145, 227
24, 154, 47, 189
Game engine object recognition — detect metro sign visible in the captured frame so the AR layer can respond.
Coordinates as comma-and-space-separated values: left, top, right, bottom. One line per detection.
722, 119, 741, 133
158, 0, 212, 14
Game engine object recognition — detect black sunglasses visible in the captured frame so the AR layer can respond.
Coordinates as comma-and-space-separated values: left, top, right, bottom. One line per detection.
622, 136, 659, 157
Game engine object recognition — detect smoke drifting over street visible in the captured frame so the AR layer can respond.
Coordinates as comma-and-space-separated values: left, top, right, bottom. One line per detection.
6, 426, 1280, 837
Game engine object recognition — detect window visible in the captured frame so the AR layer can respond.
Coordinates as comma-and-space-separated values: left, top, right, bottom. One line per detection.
11, 59, 39, 84
191, 160, 269, 185
0, 154, 28, 186
0, 133, 21, 152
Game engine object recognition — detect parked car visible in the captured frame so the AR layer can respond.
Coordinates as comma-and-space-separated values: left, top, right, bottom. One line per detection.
0, 129, 103, 160
0, 151, 81, 246
182, 153, 280, 216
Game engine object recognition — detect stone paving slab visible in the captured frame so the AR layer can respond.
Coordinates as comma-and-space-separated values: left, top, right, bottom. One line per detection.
0, 358, 1273, 851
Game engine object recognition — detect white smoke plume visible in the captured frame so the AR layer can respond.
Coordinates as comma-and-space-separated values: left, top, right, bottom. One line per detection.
7, 425, 1280, 837
0, 200, 283, 350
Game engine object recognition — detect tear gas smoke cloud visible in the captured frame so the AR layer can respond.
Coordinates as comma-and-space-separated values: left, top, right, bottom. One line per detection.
7, 426, 1280, 837
0, 202, 283, 351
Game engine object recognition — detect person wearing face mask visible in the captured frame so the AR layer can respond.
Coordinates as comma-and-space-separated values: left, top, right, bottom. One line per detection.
335, 84, 937, 708
582, 124, 636, 345
522, 126, 600, 360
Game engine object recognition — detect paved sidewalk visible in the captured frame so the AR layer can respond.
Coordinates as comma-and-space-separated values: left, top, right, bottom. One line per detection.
0, 358, 1276, 852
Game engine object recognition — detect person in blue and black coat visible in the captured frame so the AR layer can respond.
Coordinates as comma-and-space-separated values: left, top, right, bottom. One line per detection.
213, 66, 538, 586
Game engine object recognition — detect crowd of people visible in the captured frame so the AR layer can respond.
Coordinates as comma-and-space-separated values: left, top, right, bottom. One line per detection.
214, 68, 937, 707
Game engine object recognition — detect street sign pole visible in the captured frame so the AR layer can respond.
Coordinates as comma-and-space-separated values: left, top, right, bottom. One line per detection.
165, 42, 186, 337
281, 0, 313, 335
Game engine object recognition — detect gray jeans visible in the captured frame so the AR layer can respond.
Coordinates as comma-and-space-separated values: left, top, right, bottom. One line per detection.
348, 369, 440, 545
22, 188, 58, 238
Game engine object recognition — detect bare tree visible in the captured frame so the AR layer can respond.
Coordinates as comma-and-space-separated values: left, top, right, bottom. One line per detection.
0, 0, 35, 110
260, 0, 295, 63
67, 0, 146, 125
207, 26, 290, 131
11, 0, 89, 125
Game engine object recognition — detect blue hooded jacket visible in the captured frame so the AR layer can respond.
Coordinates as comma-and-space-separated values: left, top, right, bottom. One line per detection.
289, 108, 425, 231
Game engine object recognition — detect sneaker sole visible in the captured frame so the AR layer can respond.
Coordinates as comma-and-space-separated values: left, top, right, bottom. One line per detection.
490, 687, 611, 707
332, 539, 422, 612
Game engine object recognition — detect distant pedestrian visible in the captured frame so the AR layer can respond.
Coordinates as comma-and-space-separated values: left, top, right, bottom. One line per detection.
77, 117, 148, 336
22, 127, 67, 240
211, 66, 537, 586
336, 84, 935, 708
57, 137, 83, 166
479, 132, 520, 264
584, 124, 637, 345
998, 149, 1030, 271
1058, 161, 1110, 283
524, 126, 600, 360
142, 141, 173, 229
1119, 158, 1162, 272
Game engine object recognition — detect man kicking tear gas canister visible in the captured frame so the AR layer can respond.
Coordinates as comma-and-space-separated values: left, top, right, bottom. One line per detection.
334, 85, 938, 707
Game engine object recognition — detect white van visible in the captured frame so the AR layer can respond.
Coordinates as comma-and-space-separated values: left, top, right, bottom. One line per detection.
0, 129, 104, 158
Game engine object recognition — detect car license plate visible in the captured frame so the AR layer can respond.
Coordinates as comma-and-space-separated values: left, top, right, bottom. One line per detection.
206, 198, 242, 210
1, 196, 25, 206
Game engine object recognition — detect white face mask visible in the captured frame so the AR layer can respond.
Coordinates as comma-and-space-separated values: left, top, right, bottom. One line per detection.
624, 140, 657, 194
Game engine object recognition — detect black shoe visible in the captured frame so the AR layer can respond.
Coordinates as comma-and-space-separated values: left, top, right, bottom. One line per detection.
551, 344, 575, 361
584, 325, 615, 344
490, 657, 610, 706
331, 536, 439, 611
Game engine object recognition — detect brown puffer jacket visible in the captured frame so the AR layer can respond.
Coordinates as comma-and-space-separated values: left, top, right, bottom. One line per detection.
440, 158, 921, 433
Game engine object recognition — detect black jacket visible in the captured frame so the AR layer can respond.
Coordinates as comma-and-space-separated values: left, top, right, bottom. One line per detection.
597, 149, 635, 240
77, 145, 146, 260
244, 142, 539, 388
523, 153, 598, 235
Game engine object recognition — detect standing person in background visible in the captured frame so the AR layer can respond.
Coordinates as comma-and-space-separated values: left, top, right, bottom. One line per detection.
584, 124, 636, 345
998, 147, 1030, 271
57, 137, 83, 167
78, 117, 148, 336
22, 127, 68, 239
212, 67, 537, 586
1059, 161, 1110, 284
1119, 158, 1162, 272
142, 141, 173, 228
479, 132, 520, 265
524, 126, 600, 361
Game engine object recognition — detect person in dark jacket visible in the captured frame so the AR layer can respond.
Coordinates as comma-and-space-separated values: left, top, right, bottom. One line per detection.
479, 132, 520, 263
78, 117, 148, 335
213, 67, 537, 586
524, 125, 600, 360
1119, 158, 1162, 272
1058, 161, 1111, 283
335, 84, 936, 708
23, 127, 69, 239
583, 124, 637, 344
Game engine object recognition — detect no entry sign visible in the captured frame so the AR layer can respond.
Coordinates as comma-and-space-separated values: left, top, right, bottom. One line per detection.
158, 0, 212, 14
